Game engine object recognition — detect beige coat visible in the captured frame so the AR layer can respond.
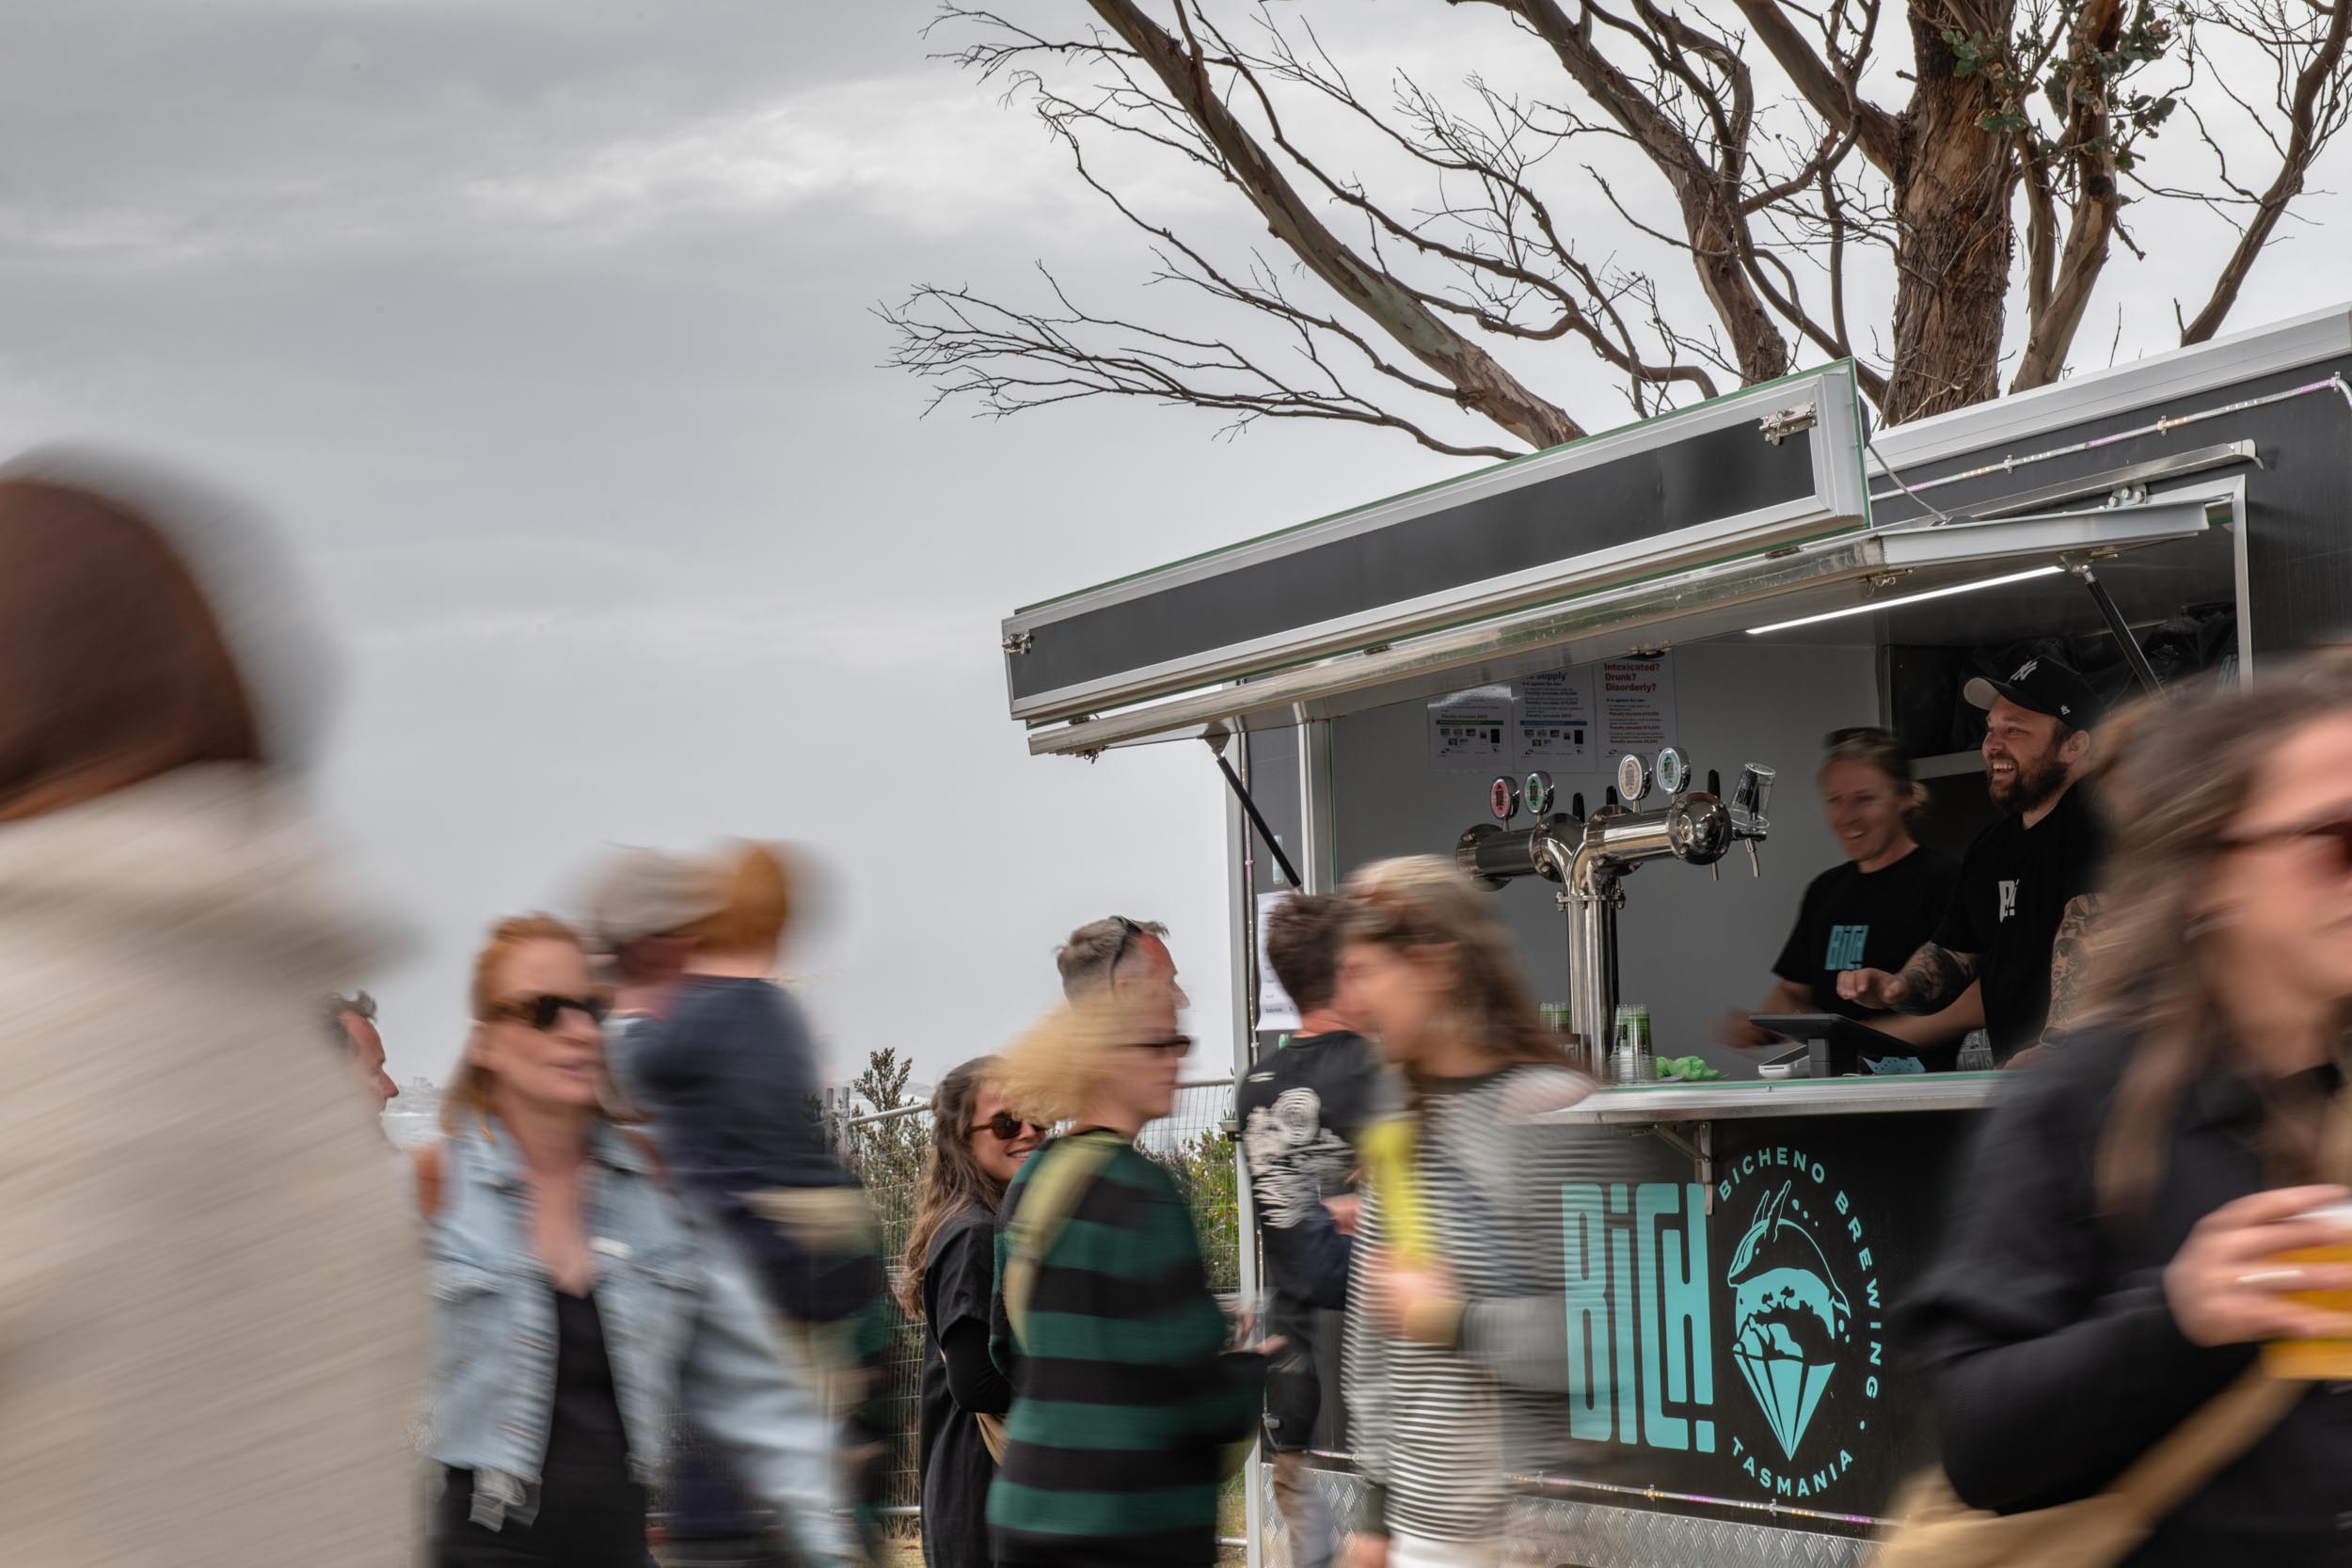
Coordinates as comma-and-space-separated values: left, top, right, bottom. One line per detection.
0, 768, 422, 1565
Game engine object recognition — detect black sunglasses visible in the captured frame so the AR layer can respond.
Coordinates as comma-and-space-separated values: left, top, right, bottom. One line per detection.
2226, 816, 2352, 872
1106, 915, 1146, 978
1120, 1033, 1192, 1055
485, 992, 613, 1030
969, 1112, 1044, 1143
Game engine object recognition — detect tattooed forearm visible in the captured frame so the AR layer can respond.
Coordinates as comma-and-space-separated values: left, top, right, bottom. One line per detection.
1897, 942, 1980, 1014
2039, 894, 2104, 1044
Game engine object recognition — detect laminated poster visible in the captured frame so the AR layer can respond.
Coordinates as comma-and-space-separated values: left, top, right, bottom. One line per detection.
1516, 667, 1595, 768
1427, 685, 1514, 770
1255, 890, 1301, 1034
1600, 656, 1677, 752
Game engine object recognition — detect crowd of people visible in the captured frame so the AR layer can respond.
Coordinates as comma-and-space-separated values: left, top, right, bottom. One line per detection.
19, 445, 2352, 1568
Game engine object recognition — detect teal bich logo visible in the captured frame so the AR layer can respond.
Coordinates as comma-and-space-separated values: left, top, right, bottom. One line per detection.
1728, 1180, 1851, 1459
1562, 1148, 1886, 1502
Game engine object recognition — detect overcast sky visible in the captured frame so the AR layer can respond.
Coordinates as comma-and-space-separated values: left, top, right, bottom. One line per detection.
5, 2, 2344, 1091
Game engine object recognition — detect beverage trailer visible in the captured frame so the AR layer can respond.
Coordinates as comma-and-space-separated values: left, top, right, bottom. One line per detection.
997, 305, 2352, 1567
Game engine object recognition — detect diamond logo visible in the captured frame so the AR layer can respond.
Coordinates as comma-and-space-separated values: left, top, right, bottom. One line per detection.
1725, 1181, 1851, 1461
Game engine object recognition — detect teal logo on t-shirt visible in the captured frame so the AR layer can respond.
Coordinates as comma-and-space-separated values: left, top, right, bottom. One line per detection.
1824, 925, 1868, 971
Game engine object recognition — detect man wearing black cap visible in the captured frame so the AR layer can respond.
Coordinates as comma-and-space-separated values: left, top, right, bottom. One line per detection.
1839, 656, 2106, 1063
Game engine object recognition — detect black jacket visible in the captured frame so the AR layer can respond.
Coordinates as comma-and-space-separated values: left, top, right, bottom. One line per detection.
1235, 1031, 1379, 1450
1907, 1028, 2352, 1566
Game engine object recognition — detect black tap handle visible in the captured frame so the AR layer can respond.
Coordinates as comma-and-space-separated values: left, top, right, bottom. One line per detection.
1708, 768, 1722, 797
1571, 791, 1585, 820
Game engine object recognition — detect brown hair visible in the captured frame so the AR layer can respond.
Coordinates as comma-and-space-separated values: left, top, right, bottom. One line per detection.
1057, 916, 1169, 998
0, 477, 262, 821
683, 841, 793, 955
1820, 727, 1930, 819
898, 1056, 1008, 1318
1265, 895, 1349, 1016
445, 912, 634, 1133
1342, 856, 1568, 1076
2090, 654, 2352, 1213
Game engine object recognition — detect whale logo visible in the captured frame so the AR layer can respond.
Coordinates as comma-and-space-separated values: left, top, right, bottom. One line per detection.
1726, 1180, 1851, 1460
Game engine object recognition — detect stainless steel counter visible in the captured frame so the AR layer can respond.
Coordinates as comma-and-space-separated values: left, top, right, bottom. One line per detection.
1536, 1072, 2008, 1127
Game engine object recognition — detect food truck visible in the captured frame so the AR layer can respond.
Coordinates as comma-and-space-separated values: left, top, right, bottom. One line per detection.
997, 305, 2352, 1567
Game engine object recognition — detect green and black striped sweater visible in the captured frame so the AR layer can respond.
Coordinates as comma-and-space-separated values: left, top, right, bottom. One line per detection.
988, 1130, 1263, 1568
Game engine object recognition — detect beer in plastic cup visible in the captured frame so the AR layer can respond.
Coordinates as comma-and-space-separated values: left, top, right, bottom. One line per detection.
2262, 1200, 2352, 1380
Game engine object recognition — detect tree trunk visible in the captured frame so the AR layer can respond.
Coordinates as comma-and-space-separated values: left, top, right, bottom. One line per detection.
1883, 13, 2015, 425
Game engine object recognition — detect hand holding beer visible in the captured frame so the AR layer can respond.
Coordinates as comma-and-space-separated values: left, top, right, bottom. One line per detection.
2162, 1185, 2352, 1354
1836, 966, 1908, 1011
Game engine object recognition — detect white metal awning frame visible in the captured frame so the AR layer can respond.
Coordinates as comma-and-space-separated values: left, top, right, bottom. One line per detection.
1025, 481, 2240, 757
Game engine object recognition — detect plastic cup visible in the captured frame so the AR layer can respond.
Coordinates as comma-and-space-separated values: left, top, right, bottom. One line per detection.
2262, 1200, 2352, 1380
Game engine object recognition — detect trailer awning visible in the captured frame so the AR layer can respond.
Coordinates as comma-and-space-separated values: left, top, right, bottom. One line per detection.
1002, 365, 1872, 726
1023, 489, 2232, 756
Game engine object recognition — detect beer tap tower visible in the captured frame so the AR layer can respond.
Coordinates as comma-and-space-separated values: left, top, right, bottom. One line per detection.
1458, 752, 1776, 1072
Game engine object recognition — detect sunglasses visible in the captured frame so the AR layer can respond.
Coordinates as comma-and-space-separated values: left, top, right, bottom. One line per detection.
2226, 816, 2352, 872
1106, 915, 1146, 978
484, 992, 613, 1030
969, 1112, 1045, 1143
1120, 1034, 1192, 1055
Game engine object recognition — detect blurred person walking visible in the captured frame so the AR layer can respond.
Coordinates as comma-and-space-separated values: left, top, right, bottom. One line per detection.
1338, 856, 1590, 1568
417, 913, 854, 1568
1902, 657, 2352, 1566
987, 961, 1268, 1567
0, 452, 421, 1565
1238, 895, 1381, 1568
898, 1056, 1042, 1568
627, 840, 895, 1562
579, 845, 723, 1103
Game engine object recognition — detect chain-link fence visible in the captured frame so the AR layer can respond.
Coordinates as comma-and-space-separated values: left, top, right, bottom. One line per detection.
840, 1079, 1242, 1538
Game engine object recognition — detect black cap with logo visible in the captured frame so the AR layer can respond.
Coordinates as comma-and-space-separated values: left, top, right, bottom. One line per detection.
1963, 656, 2104, 731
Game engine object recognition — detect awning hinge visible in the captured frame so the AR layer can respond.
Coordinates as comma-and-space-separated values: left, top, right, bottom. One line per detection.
1759, 402, 1818, 445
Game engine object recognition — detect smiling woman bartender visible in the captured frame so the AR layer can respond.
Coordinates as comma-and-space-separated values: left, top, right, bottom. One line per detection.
1716, 729, 1984, 1059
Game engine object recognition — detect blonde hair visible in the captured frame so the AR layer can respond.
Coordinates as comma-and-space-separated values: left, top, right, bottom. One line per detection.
1820, 727, 1931, 818
443, 911, 635, 1134
683, 840, 793, 954
993, 990, 1173, 1127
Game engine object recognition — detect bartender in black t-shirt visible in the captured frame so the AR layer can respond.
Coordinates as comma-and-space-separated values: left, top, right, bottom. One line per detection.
1839, 657, 2107, 1065
1716, 728, 1983, 1060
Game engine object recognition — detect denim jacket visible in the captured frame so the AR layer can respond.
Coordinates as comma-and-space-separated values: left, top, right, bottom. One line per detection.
422, 1117, 851, 1563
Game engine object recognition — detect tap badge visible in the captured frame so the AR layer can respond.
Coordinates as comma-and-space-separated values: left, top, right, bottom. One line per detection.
1727, 1180, 1851, 1462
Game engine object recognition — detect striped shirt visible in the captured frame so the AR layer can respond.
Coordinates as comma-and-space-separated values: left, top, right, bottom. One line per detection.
988, 1131, 1262, 1567
1343, 1065, 1589, 1544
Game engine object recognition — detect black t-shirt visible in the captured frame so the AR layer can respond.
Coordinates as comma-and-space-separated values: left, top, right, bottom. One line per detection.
918, 1206, 1001, 1568
1932, 784, 2106, 1062
1235, 1030, 1379, 1451
1772, 845, 1959, 1023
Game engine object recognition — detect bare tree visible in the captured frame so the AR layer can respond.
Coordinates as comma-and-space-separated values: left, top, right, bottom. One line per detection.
884, 0, 2352, 454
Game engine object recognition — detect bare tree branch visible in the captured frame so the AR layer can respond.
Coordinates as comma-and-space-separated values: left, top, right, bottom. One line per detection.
2180, 0, 2352, 343
1083, 0, 1584, 447
1727, 0, 1904, 172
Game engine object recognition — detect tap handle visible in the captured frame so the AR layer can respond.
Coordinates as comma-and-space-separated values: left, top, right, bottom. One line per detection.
1708, 768, 1723, 798
1571, 791, 1586, 821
